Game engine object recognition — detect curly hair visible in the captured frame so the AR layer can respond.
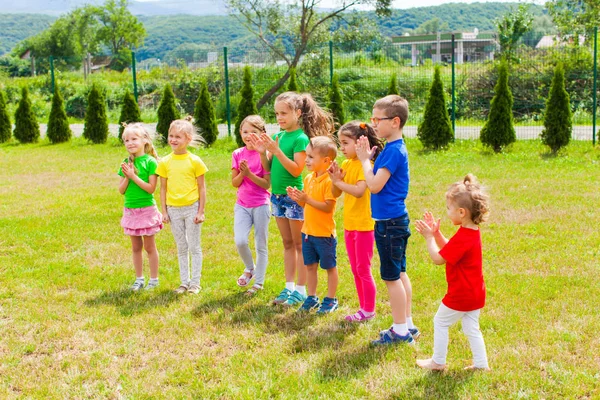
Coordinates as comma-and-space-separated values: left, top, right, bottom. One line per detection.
446, 174, 490, 225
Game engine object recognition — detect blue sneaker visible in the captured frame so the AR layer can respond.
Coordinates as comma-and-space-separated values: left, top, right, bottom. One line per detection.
409, 327, 420, 339
372, 327, 414, 346
283, 290, 307, 307
316, 297, 338, 314
272, 288, 291, 305
298, 295, 320, 312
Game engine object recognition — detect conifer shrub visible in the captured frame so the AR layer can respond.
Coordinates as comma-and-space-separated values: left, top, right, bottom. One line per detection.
118, 90, 142, 140
194, 80, 219, 146
156, 84, 180, 143
0, 90, 11, 143
329, 73, 345, 128
480, 60, 516, 153
388, 74, 399, 95
288, 67, 299, 92
417, 65, 454, 150
13, 87, 40, 143
541, 63, 572, 154
234, 66, 258, 147
83, 85, 109, 144
47, 87, 72, 144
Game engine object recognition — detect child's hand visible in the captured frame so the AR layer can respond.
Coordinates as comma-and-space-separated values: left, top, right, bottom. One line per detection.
286, 186, 307, 203
356, 136, 376, 161
247, 133, 267, 154
327, 161, 346, 184
239, 160, 250, 176
423, 211, 440, 233
194, 213, 205, 224
414, 219, 435, 238
162, 212, 170, 224
121, 161, 136, 179
259, 132, 280, 154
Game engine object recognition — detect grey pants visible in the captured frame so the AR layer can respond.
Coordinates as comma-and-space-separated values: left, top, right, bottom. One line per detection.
168, 202, 202, 287
234, 203, 270, 285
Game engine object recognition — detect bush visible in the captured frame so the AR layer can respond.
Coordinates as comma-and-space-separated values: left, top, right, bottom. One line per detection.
83, 85, 109, 144
156, 84, 180, 143
194, 80, 219, 146
13, 87, 40, 143
0, 90, 11, 143
480, 60, 516, 153
46, 87, 72, 144
287, 67, 299, 92
418, 66, 454, 150
118, 90, 142, 140
329, 73, 345, 128
541, 63, 572, 153
234, 66, 258, 147
387, 73, 399, 95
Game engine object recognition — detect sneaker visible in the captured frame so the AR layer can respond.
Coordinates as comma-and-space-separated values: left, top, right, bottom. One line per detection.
372, 327, 414, 346
409, 327, 421, 340
130, 280, 144, 291
316, 297, 338, 314
298, 296, 320, 312
283, 290, 307, 307
174, 285, 188, 294
145, 280, 159, 290
272, 288, 291, 305
188, 285, 201, 294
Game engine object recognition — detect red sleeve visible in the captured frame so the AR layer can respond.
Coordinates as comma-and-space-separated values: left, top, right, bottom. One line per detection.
439, 228, 472, 265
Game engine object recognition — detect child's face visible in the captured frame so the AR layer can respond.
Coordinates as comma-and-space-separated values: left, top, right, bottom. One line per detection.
371, 107, 399, 139
168, 129, 191, 153
241, 123, 262, 149
446, 198, 465, 226
275, 101, 300, 131
123, 132, 145, 157
305, 144, 331, 173
339, 133, 357, 159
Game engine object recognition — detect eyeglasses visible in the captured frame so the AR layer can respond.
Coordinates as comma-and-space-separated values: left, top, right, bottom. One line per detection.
370, 116, 397, 125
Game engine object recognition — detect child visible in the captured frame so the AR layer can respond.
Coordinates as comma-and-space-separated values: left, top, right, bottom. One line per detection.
118, 123, 163, 291
249, 92, 334, 306
287, 136, 338, 313
156, 117, 207, 295
328, 121, 383, 322
232, 115, 271, 295
414, 174, 490, 371
356, 95, 419, 345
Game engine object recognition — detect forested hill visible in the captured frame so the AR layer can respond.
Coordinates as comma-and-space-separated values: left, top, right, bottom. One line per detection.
0, 2, 546, 58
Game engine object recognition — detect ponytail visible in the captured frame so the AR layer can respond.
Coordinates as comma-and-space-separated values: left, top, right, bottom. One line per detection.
275, 91, 334, 138
338, 120, 384, 161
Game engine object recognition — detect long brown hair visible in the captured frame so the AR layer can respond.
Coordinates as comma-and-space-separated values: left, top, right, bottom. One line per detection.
275, 91, 334, 138
338, 121, 384, 161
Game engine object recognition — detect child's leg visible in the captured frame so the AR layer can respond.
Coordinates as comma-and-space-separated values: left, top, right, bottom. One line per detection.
355, 230, 376, 313
168, 206, 190, 286
275, 217, 296, 286
185, 207, 203, 288
400, 273, 413, 320
143, 235, 159, 279
234, 204, 255, 272
462, 309, 489, 369
326, 267, 338, 299
289, 219, 306, 286
385, 280, 407, 325
432, 303, 463, 365
252, 204, 270, 286
130, 236, 144, 277
306, 263, 319, 297
345, 230, 364, 309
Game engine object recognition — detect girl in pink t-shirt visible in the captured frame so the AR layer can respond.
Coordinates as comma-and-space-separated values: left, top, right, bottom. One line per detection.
231, 115, 271, 295
414, 174, 490, 371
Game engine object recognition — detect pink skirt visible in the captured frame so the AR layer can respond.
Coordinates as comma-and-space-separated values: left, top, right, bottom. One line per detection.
121, 205, 163, 236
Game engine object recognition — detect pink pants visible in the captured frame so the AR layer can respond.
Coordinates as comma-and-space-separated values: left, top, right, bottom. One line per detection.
345, 230, 376, 313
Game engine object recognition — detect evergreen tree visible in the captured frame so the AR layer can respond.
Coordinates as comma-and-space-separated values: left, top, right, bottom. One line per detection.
46, 86, 72, 144
287, 67, 299, 92
194, 80, 219, 146
156, 84, 180, 143
329, 73, 345, 128
13, 87, 40, 144
541, 63, 572, 154
234, 66, 258, 147
118, 90, 142, 140
480, 60, 516, 153
83, 85, 109, 144
387, 74, 399, 95
0, 90, 11, 143
417, 65, 454, 150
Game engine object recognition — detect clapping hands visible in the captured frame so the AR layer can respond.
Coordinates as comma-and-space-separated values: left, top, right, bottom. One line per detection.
414, 212, 441, 238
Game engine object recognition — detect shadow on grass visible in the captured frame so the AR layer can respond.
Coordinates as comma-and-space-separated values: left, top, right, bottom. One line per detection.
386, 369, 473, 400
85, 288, 183, 316
291, 320, 359, 353
316, 341, 394, 381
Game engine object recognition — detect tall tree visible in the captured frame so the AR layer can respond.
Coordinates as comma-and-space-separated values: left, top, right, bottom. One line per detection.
387, 74, 399, 95
47, 87, 72, 144
83, 85, 109, 144
225, 0, 391, 109
287, 67, 299, 92
496, 4, 534, 61
234, 66, 258, 147
541, 63, 572, 153
194, 80, 219, 146
547, 0, 599, 37
13, 87, 40, 144
118, 90, 142, 140
0, 90, 11, 143
156, 84, 180, 143
418, 66, 454, 150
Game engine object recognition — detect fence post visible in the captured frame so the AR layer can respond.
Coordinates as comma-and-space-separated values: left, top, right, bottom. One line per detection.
224, 46, 231, 137
593, 27, 598, 146
329, 40, 334, 86
451, 34, 456, 135
131, 51, 138, 103
50, 56, 55, 94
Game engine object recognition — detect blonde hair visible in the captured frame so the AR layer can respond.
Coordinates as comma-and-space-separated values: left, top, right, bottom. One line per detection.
373, 95, 409, 129
240, 115, 267, 134
168, 116, 205, 148
275, 91, 334, 138
308, 136, 337, 160
122, 123, 159, 161
446, 174, 490, 225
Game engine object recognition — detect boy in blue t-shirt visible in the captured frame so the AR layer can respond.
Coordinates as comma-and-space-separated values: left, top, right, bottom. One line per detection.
356, 95, 419, 345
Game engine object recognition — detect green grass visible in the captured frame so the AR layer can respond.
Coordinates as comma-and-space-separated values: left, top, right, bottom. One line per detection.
1, 137, 599, 399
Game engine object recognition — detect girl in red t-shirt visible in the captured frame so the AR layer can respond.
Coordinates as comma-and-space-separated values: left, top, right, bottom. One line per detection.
414, 174, 490, 371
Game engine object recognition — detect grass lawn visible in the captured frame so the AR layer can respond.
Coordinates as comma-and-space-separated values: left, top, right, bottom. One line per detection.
1, 137, 599, 399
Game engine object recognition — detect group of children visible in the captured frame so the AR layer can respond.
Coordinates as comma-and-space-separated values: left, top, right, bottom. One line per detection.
117, 92, 491, 371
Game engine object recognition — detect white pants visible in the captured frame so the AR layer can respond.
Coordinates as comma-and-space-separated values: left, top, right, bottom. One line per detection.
167, 202, 202, 287
432, 303, 489, 368
234, 204, 270, 285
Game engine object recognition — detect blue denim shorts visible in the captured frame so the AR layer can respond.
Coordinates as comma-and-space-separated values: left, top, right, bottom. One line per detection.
302, 233, 337, 270
375, 214, 411, 281
271, 194, 304, 220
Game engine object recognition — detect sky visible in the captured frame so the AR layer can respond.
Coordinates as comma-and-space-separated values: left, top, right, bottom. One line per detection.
133, 0, 547, 8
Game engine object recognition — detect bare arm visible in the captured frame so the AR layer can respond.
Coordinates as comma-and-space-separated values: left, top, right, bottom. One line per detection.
246, 172, 271, 190
333, 179, 367, 198
414, 218, 446, 265
286, 186, 335, 213
232, 168, 244, 188
361, 161, 390, 194
194, 175, 206, 224
273, 149, 306, 178
118, 176, 129, 195
121, 162, 157, 194
160, 177, 169, 223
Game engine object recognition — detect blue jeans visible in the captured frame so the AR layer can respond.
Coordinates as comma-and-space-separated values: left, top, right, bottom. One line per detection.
302, 233, 337, 270
271, 194, 304, 220
375, 214, 411, 281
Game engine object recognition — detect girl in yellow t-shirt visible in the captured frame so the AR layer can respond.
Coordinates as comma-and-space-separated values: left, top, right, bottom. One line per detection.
156, 117, 208, 295
329, 121, 383, 322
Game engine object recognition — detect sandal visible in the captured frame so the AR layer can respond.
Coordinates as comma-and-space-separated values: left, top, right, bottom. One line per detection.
344, 310, 375, 322
237, 269, 255, 287
245, 283, 263, 296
